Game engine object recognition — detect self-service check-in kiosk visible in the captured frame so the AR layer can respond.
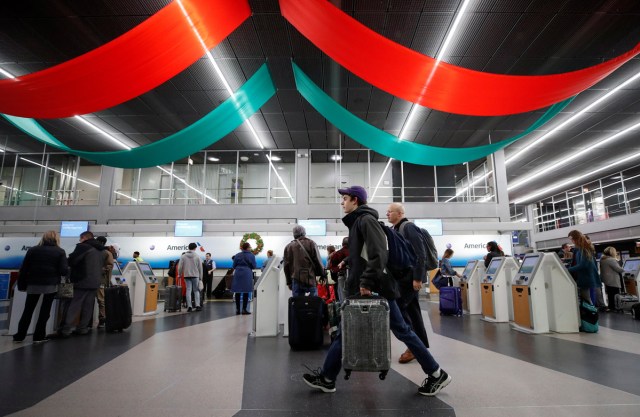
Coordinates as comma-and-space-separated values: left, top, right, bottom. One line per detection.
511, 253, 579, 334
480, 257, 518, 323
123, 261, 159, 316
622, 258, 640, 297
460, 260, 484, 315
252, 257, 282, 337
110, 262, 124, 286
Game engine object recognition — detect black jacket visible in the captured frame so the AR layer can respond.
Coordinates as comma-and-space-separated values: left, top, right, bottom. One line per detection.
68, 238, 105, 289
343, 205, 399, 300
18, 244, 68, 288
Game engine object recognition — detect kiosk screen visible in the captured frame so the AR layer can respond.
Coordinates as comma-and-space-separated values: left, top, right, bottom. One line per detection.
462, 262, 475, 278
138, 263, 155, 276
623, 259, 640, 273
112, 262, 123, 277
518, 256, 539, 274
486, 259, 502, 275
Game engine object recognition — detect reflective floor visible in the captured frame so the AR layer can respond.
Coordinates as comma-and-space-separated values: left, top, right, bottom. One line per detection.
2, 299, 639, 417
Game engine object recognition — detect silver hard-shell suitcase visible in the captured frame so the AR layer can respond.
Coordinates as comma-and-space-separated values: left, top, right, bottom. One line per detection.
341, 296, 391, 380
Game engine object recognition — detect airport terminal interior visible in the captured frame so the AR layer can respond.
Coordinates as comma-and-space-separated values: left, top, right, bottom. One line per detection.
1, 0, 640, 416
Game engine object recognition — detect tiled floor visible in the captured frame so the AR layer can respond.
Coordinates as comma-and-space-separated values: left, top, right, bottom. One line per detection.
2, 298, 639, 417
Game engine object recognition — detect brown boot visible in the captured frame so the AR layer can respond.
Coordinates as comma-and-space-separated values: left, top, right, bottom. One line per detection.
398, 348, 415, 364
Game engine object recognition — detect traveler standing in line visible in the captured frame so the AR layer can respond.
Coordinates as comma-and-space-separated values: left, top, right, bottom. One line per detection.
261, 250, 275, 272
232, 242, 257, 314
567, 230, 599, 304
203, 252, 216, 299
132, 251, 144, 262
13, 231, 68, 343
440, 249, 460, 278
331, 237, 349, 301
600, 246, 625, 312
57, 231, 104, 337
303, 185, 452, 396
386, 203, 431, 364
484, 241, 504, 268
284, 225, 324, 297
179, 243, 203, 312
95, 236, 114, 328
585, 234, 606, 309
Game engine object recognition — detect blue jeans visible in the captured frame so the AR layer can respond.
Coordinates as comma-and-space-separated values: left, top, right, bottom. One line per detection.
321, 298, 439, 381
292, 280, 318, 297
185, 277, 201, 308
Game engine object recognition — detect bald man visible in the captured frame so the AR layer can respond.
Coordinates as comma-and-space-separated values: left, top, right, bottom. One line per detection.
386, 203, 431, 364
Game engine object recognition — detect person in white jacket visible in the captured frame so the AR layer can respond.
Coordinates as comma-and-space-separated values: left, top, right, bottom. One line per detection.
179, 243, 203, 312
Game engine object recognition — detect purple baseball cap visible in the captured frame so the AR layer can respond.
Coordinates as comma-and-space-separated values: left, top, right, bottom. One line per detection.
338, 185, 368, 203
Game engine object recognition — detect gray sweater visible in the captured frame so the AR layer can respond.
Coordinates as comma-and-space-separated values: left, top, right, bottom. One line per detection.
179, 251, 203, 279
599, 256, 624, 288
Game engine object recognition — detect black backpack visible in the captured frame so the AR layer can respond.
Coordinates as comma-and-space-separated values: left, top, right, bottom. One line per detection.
168, 259, 179, 278
399, 222, 439, 270
379, 222, 416, 271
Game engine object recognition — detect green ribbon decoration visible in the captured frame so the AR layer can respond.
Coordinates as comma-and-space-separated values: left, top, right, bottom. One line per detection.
292, 62, 573, 166
2, 64, 275, 168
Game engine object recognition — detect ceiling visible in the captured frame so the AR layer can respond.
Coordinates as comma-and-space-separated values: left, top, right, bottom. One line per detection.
0, 0, 639, 203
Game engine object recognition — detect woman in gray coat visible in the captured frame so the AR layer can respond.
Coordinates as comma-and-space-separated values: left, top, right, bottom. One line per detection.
599, 247, 624, 312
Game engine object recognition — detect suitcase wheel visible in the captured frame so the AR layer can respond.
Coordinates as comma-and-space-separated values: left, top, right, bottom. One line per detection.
344, 370, 351, 380
379, 370, 388, 380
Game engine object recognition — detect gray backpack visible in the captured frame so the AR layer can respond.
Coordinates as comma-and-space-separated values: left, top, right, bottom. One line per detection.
399, 222, 439, 270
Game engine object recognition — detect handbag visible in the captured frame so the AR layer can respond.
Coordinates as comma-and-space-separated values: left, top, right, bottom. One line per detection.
56, 278, 74, 299
198, 279, 204, 291
432, 270, 451, 289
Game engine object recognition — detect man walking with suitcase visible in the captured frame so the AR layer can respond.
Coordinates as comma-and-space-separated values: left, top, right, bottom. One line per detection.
303, 186, 452, 396
284, 225, 324, 297
386, 203, 431, 363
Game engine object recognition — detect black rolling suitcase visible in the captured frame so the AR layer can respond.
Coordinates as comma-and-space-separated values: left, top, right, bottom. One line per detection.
164, 285, 182, 312
288, 295, 324, 350
341, 295, 391, 380
105, 286, 132, 332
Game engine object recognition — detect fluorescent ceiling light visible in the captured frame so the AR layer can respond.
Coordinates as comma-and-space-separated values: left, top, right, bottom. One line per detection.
508, 118, 640, 191
506, 69, 640, 167
208, 157, 220, 162
512, 150, 640, 204
176, 0, 264, 149
73, 116, 131, 150
398, 0, 470, 142
330, 154, 342, 161
0, 67, 15, 79
270, 155, 281, 161
240, 156, 249, 162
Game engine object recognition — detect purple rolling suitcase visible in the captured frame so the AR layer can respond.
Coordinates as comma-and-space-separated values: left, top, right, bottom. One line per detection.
439, 286, 462, 316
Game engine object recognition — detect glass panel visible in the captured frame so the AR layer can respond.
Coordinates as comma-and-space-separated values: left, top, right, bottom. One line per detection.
568, 187, 587, 225
115, 168, 140, 205
0, 153, 17, 206
534, 197, 556, 232
583, 180, 604, 223
552, 192, 572, 229
12, 155, 46, 206
623, 166, 640, 214
369, 151, 394, 203
203, 151, 237, 204
401, 160, 435, 203
601, 173, 626, 218
236, 151, 269, 204
268, 151, 296, 204
309, 149, 369, 204
436, 164, 469, 202
470, 162, 494, 202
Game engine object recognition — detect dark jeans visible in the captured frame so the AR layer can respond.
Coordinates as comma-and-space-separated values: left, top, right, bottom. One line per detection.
321, 299, 439, 381
61, 288, 97, 335
398, 289, 429, 348
605, 285, 620, 310
235, 292, 249, 312
15, 292, 56, 341
203, 274, 213, 297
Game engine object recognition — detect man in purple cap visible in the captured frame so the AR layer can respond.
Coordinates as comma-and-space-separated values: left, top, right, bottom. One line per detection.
303, 185, 452, 397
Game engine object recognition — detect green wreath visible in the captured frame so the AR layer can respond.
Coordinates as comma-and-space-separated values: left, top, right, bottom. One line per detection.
240, 232, 264, 255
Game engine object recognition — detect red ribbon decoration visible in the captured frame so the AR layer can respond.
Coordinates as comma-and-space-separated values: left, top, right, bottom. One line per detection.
0, 0, 250, 118
281, 0, 640, 116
